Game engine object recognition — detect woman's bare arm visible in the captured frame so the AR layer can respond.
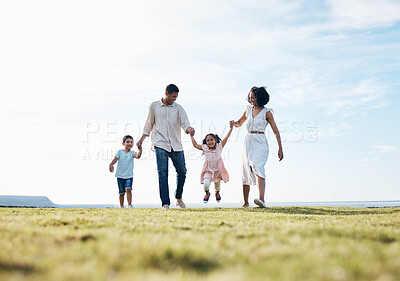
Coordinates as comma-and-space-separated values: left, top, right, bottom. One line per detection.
266, 111, 283, 161
233, 110, 246, 128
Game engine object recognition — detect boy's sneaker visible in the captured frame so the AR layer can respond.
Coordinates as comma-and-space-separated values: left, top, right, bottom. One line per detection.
128, 205, 134, 209
203, 192, 210, 203
215, 192, 221, 203
162, 205, 170, 210
176, 199, 186, 209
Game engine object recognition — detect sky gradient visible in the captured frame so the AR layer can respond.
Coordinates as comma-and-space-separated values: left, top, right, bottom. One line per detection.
1, 0, 399, 205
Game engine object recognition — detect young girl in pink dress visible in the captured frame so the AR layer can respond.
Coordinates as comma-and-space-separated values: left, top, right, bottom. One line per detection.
190, 123, 233, 203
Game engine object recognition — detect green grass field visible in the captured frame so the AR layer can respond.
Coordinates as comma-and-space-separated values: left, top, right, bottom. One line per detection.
1, 207, 399, 281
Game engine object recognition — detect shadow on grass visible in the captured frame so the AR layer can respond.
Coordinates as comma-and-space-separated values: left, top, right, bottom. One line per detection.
254, 207, 400, 216
183, 207, 400, 216
322, 228, 397, 244
0, 261, 36, 275
64, 234, 96, 242
144, 248, 220, 273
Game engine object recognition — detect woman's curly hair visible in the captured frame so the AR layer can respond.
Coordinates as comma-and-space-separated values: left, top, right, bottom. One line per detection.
247, 86, 270, 107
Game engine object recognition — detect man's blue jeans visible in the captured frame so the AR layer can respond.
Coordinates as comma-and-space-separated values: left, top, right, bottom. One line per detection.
154, 146, 187, 206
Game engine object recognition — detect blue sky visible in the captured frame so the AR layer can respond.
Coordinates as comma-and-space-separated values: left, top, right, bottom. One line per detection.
0, 0, 399, 205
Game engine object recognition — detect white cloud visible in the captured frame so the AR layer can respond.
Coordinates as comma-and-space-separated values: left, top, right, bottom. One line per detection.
355, 144, 400, 167
327, 0, 400, 29
0, 1, 301, 113
371, 145, 400, 154
320, 78, 387, 116
273, 71, 390, 117
0, 0, 394, 118
0, 1, 399, 203
354, 156, 389, 168
318, 122, 353, 138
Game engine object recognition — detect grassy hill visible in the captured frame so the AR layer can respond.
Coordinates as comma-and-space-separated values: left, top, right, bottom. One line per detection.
1, 207, 399, 281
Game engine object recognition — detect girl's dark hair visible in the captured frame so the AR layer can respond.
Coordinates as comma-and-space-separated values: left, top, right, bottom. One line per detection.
247, 86, 270, 107
123, 135, 133, 143
202, 134, 221, 144
166, 84, 179, 94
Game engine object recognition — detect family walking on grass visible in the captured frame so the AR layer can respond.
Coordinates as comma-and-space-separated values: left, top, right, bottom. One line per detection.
109, 84, 283, 209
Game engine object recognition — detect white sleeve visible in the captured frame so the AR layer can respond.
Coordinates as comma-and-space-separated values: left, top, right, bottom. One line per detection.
143, 103, 155, 136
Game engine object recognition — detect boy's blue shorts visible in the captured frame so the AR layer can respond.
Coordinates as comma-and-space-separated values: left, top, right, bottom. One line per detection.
117, 177, 133, 195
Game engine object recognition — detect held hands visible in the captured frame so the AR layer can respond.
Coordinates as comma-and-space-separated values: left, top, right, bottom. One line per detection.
229, 120, 235, 128
136, 139, 143, 149
109, 164, 114, 173
187, 127, 195, 137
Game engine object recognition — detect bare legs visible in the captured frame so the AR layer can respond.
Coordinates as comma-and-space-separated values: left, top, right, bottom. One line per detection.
242, 175, 266, 206
204, 179, 221, 202
257, 175, 265, 203
204, 179, 211, 201
242, 185, 250, 207
119, 189, 132, 207
119, 194, 124, 207
126, 189, 132, 206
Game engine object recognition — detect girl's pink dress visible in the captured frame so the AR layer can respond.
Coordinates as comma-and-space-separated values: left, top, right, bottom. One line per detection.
200, 143, 229, 184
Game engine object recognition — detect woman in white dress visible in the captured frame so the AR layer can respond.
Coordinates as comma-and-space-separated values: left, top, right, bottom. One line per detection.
231, 86, 283, 208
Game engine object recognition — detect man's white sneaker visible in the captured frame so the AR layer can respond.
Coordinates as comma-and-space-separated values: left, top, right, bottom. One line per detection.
176, 199, 186, 209
162, 205, 170, 210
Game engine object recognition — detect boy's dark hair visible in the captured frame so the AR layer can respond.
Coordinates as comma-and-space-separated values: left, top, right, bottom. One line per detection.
247, 86, 270, 107
166, 84, 179, 94
202, 134, 221, 145
123, 135, 133, 143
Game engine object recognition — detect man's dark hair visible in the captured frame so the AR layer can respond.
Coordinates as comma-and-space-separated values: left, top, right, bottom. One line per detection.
123, 135, 133, 143
166, 84, 179, 94
247, 86, 270, 107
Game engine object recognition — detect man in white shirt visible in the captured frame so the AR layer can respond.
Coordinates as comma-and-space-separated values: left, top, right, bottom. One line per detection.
136, 84, 195, 209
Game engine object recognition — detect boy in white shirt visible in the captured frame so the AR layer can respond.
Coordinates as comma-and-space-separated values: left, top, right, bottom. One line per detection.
109, 135, 142, 208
